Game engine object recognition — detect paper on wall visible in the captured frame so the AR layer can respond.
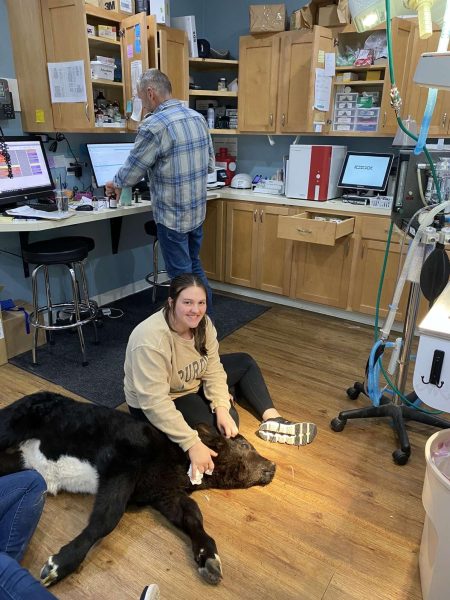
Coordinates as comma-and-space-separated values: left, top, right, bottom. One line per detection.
47, 61, 87, 103
131, 97, 142, 122
4, 78, 21, 111
314, 68, 332, 112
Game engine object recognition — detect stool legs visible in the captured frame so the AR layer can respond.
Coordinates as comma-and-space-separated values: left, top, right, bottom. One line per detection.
29, 262, 97, 366
145, 237, 170, 303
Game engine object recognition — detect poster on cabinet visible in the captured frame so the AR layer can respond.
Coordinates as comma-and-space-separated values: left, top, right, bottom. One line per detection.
47, 61, 87, 103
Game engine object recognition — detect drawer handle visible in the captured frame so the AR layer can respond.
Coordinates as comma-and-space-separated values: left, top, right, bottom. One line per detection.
297, 228, 312, 234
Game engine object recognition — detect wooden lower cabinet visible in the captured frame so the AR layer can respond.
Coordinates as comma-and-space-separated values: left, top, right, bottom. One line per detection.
350, 239, 408, 320
200, 200, 225, 282
224, 201, 292, 295
290, 235, 353, 308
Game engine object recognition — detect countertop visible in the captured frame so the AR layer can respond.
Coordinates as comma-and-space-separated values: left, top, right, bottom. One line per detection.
217, 188, 391, 216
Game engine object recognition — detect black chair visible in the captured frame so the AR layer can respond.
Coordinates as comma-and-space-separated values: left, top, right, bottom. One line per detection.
144, 220, 170, 302
21, 236, 98, 366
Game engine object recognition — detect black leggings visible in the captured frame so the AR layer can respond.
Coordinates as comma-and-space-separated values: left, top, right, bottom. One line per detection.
129, 352, 274, 431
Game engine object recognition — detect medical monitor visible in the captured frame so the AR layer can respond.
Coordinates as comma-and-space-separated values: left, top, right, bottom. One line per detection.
87, 142, 135, 187
0, 136, 54, 208
338, 151, 394, 193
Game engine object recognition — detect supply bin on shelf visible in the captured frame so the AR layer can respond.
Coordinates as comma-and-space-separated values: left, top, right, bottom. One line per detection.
420, 429, 450, 600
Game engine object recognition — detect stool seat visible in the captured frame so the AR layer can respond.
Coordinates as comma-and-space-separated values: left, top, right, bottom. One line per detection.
22, 238, 89, 265
144, 220, 158, 238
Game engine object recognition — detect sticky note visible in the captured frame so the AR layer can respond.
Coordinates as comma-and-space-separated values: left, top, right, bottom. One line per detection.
35, 109, 45, 123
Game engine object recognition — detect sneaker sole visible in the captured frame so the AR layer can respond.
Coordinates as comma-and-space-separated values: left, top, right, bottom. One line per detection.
259, 420, 317, 437
258, 423, 317, 446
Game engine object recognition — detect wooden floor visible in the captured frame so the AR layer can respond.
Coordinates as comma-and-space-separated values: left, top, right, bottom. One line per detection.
0, 304, 431, 600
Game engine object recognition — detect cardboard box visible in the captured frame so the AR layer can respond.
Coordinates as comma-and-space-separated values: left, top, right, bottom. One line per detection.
87, 24, 97, 36
318, 4, 342, 26
98, 24, 117, 40
295, 0, 350, 30
85, 0, 99, 6
249, 4, 286, 33
1, 301, 46, 360
149, 0, 170, 25
100, 0, 135, 14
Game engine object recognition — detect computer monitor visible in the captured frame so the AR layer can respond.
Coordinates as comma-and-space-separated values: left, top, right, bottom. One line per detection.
86, 142, 135, 187
0, 136, 54, 208
338, 151, 394, 194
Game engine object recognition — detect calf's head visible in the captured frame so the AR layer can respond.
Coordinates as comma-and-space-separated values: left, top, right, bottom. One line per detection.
197, 425, 276, 489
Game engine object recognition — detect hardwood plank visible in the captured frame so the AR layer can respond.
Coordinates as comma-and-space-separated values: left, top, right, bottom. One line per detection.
0, 305, 432, 599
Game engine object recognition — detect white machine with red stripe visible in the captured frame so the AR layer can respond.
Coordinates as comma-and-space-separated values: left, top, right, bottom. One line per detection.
285, 144, 347, 201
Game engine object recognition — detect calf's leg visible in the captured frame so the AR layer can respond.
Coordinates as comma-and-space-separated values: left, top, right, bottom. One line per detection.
40, 472, 135, 586
153, 493, 222, 585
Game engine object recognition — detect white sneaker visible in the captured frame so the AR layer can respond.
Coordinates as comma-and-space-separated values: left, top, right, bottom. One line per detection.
140, 584, 160, 600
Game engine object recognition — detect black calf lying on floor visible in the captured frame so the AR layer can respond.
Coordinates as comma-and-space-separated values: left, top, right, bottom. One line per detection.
0, 392, 275, 586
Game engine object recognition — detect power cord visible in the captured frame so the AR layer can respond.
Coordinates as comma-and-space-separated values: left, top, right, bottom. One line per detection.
47, 133, 83, 177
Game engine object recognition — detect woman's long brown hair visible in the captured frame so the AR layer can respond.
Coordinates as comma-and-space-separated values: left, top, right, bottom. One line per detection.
163, 273, 208, 355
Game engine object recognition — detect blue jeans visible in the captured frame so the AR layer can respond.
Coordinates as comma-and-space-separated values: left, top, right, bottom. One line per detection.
0, 471, 57, 599
156, 222, 213, 310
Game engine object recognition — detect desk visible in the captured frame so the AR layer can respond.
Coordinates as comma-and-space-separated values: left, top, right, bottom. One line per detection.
0, 201, 152, 276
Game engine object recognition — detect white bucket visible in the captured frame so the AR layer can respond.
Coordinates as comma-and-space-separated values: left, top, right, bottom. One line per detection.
420, 429, 450, 600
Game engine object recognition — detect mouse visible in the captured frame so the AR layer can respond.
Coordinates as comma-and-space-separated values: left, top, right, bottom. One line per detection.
75, 205, 93, 211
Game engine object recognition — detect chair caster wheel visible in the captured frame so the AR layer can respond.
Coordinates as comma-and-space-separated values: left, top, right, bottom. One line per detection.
330, 417, 346, 432
347, 386, 360, 400
392, 449, 409, 465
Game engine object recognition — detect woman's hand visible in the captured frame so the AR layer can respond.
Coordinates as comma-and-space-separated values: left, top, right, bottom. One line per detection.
188, 440, 218, 475
215, 406, 239, 438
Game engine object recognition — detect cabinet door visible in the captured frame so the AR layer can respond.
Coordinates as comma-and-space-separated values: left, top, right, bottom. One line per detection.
121, 12, 149, 132
225, 202, 259, 287
200, 200, 225, 282
158, 27, 189, 101
278, 27, 333, 133
351, 239, 408, 319
238, 35, 280, 132
6, 0, 54, 132
379, 19, 413, 134
290, 236, 353, 308
41, 0, 94, 131
403, 27, 450, 136
257, 206, 292, 295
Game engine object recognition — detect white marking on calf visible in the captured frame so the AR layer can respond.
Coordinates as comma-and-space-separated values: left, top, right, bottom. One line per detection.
20, 439, 99, 495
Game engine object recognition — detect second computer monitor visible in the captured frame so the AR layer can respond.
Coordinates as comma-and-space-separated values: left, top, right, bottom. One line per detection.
338, 152, 394, 194
87, 142, 135, 188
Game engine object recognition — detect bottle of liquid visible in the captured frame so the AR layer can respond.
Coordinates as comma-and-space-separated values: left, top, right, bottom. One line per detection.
108, 193, 117, 209
207, 105, 215, 129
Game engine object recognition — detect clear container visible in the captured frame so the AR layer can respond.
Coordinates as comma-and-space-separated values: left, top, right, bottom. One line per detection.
217, 77, 227, 91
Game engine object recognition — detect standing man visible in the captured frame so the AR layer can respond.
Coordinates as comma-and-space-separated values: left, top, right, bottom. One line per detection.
106, 68, 215, 307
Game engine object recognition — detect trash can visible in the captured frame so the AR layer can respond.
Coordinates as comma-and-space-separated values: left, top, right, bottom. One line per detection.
420, 429, 450, 600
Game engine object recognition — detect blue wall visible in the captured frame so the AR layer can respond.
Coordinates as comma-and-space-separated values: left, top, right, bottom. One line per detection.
0, 0, 398, 304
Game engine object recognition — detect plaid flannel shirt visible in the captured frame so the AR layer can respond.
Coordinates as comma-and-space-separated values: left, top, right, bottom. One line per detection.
114, 99, 215, 233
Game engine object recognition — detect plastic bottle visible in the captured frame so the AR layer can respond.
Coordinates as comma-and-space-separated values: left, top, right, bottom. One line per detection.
207, 105, 215, 129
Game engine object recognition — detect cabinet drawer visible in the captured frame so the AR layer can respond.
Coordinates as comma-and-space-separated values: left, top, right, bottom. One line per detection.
277, 212, 354, 246
360, 216, 402, 241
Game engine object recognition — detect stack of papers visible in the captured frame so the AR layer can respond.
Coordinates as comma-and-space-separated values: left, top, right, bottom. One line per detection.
6, 206, 74, 220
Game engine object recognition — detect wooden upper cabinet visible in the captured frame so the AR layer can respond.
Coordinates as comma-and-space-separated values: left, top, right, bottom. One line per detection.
238, 34, 281, 133
278, 27, 333, 133
378, 18, 413, 134
41, 0, 94, 131
158, 26, 189, 101
403, 25, 450, 136
6, 0, 54, 132
238, 27, 333, 134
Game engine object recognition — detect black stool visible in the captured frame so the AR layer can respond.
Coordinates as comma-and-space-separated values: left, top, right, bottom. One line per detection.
22, 236, 98, 366
144, 220, 170, 302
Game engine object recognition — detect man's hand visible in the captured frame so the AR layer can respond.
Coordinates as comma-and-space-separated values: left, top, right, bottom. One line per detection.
188, 440, 218, 475
215, 406, 239, 438
105, 181, 121, 199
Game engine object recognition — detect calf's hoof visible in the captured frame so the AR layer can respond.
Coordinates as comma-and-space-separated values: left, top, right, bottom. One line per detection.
40, 556, 59, 586
198, 554, 223, 585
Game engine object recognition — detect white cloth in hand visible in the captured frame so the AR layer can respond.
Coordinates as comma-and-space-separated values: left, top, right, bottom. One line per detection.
187, 464, 213, 485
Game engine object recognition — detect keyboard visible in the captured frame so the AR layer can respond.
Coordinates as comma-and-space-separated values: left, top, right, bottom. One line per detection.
26, 200, 58, 212
342, 195, 370, 205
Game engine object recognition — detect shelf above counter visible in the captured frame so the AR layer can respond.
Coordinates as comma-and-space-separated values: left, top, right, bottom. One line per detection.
189, 90, 237, 97
189, 58, 238, 69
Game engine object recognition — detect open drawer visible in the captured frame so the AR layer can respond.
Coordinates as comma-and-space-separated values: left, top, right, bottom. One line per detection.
277, 212, 355, 246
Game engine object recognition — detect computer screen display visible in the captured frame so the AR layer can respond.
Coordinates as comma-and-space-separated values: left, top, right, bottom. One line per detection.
0, 136, 54, 207
87, 143, 135, 187
338, 152, 394, 192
